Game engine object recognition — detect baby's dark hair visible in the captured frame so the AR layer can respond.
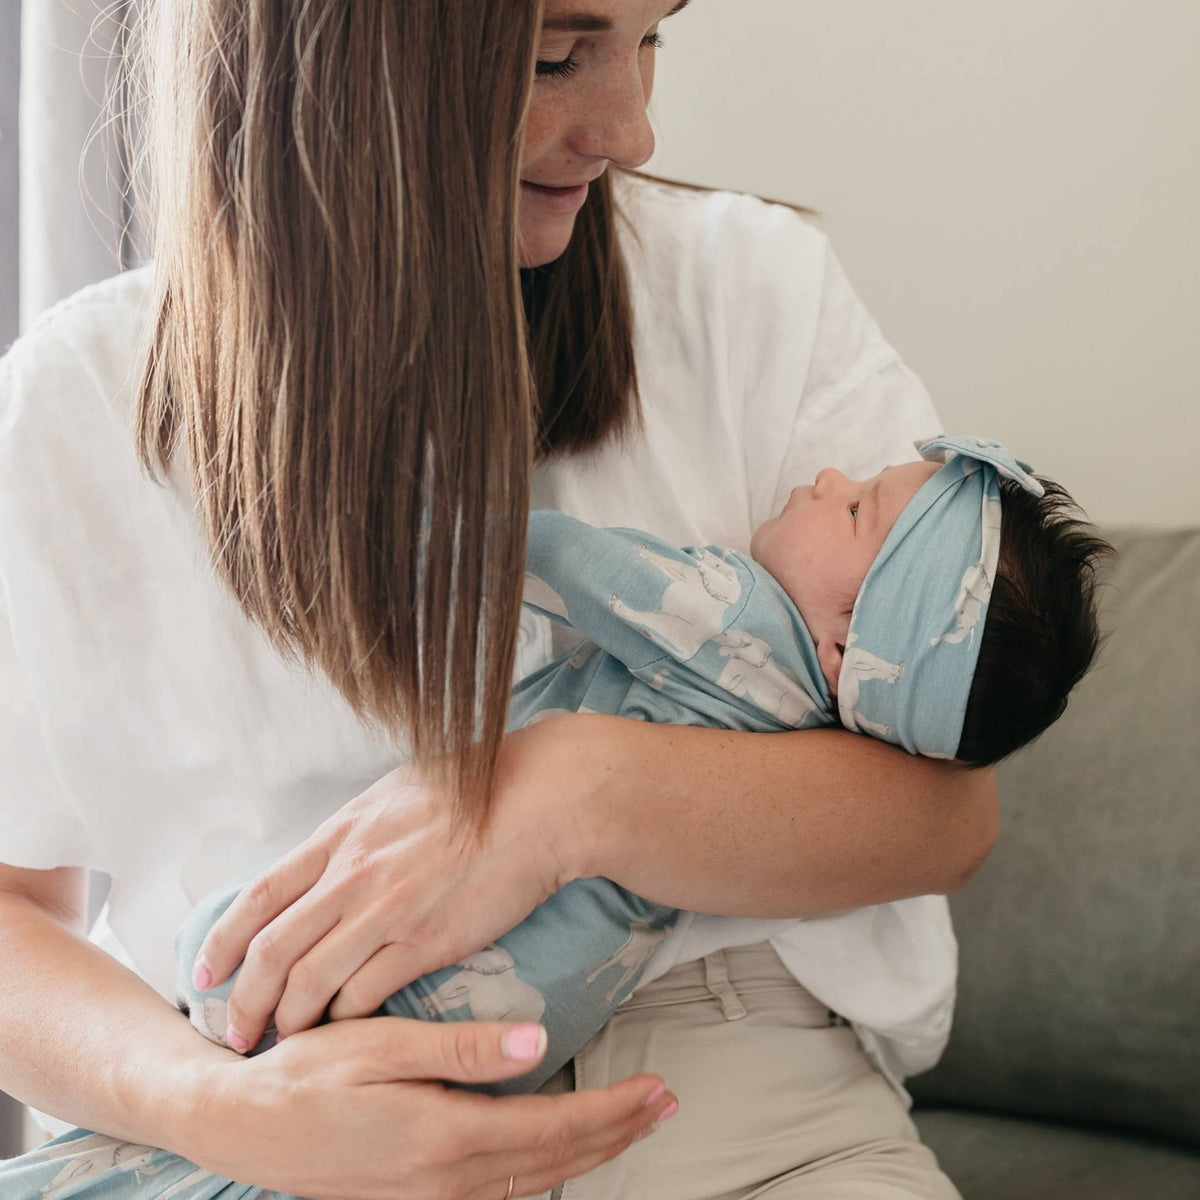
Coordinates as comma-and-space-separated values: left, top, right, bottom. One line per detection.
956, 477, 1114, 768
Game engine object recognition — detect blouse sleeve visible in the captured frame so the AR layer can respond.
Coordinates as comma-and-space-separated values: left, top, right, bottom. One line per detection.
0, 327, 112, 873
0, 583, 96, 870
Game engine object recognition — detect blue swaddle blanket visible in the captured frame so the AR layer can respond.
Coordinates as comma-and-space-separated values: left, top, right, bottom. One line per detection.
3, 434, 1039, 1199
173, 512, 839, 1093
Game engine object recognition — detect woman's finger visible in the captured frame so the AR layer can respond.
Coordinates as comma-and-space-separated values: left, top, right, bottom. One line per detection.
195, 841, 330, 989
222, 887, 345, 1050
327, 939, 433, 1021
351, 1015, 668, 1113
471, 1127, 661, 1200
271, 909, 402, 1039
456, 1085, 675, 1199
448, 1078, 670, 1159
446, 1084, 676, 1200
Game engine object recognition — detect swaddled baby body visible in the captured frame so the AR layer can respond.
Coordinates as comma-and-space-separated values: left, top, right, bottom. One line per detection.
3, 436, 1109, 1200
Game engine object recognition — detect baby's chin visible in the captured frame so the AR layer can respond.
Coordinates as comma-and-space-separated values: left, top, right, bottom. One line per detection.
748, 521, 769, 561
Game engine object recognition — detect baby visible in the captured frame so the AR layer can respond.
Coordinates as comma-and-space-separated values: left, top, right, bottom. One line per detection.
3, 435, 1111, 1200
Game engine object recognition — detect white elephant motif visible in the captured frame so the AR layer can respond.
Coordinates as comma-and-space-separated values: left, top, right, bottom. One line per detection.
29, 1136, 172, 1199
419, 944, 546, 1023
523, 573, 569, 619
521, 707, 575, 727
712, 629, 820, 727
583, 921, 670, 1006
567, 641, 598, 669
609, 546, 742, 660
931, 496, 1001, 647
840, 633, 905, 738
648, 666, 671, 691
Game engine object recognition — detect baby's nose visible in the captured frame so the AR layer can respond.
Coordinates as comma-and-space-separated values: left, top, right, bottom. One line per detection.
814, 467, 843, 493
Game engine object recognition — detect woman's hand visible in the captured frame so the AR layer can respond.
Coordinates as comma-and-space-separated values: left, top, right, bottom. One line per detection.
193, 716, 591, 1051
189, 1015, 675, 1200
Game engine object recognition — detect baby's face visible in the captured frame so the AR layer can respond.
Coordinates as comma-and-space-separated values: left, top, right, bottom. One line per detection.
751, 460, 941, 643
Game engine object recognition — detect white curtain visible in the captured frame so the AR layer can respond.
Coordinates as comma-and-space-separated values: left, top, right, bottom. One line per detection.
0, 0, 20, 355
18, 0, 141, 335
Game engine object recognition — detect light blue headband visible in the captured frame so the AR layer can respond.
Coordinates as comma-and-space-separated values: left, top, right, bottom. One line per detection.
837, 434, 1043, 759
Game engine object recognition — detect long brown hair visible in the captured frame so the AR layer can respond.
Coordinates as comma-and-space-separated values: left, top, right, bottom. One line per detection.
122, 0, 642, 840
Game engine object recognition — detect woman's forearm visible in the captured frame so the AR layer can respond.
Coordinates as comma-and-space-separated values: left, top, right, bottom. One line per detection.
0, 892, 228, 1158
555, 715, 998, 917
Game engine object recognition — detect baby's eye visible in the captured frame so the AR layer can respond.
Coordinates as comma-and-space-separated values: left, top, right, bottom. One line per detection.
848, 503, 859, 521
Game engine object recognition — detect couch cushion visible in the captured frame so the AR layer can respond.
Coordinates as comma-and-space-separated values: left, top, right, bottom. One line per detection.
914, 1108, 1200, 1200
908, 528, 1200, 1147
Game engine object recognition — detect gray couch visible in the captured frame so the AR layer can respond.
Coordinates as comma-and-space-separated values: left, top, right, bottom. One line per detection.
909, 526, 1200, 1197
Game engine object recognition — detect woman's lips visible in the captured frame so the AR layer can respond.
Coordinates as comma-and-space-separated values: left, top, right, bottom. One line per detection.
520, 179, 590, 213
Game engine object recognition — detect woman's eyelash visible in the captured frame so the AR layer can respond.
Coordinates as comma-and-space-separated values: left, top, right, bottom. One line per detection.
536, 31, 664, 80
535, 54, 579, 81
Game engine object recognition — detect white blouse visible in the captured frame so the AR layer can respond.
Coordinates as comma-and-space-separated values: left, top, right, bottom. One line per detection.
0, 173, 952, 1121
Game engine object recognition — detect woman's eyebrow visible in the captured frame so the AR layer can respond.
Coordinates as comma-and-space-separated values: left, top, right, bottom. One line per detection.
543, 13, 611, 31
544, 0, 691, 34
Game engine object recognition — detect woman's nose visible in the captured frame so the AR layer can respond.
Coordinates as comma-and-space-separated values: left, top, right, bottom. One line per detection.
570, 67, 656, 169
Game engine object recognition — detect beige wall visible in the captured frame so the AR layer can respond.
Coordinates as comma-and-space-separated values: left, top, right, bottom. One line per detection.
646, 0, 1199, 529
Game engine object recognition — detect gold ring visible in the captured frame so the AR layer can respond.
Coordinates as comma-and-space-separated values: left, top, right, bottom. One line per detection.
503, 1176, 516, 1200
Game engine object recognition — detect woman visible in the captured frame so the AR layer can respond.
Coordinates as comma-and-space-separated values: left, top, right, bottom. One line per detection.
0, 1, 994, 1197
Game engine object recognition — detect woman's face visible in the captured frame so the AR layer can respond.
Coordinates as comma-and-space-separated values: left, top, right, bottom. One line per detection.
518, 0, 690, 267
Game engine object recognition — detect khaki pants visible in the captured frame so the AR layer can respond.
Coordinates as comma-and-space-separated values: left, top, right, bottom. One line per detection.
532, 941, 960, 1200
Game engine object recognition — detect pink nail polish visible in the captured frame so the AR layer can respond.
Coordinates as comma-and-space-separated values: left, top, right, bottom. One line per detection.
192, 961, 212, 991
227, 1026, 249, 1051
504, 1024, 547, 1060
642, 1083, 666, 1108
656, 1100, 678, 1123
